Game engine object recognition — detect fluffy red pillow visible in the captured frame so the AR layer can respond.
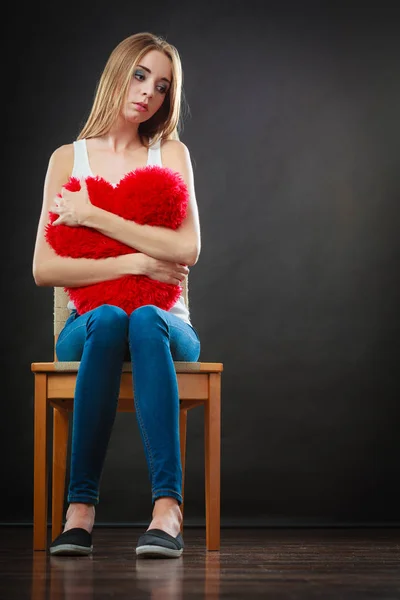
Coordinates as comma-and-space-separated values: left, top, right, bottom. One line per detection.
45, 166, 189, 315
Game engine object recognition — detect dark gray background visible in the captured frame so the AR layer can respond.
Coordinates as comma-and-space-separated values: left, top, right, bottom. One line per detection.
3, 1, 400, 527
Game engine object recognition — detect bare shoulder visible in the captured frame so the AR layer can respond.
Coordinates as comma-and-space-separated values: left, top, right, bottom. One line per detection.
160, 139, 192, 172
48, 143, 74, 172
43, 143, 75, 198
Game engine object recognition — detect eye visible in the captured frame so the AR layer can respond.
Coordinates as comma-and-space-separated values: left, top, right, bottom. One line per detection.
134, 70, 169, 95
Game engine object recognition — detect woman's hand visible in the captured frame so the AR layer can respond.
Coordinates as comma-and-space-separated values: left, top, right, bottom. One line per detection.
144, 255, 189, 285
143, 254, 189, 285
51, 178, 92, 227
123, 253, 189, 285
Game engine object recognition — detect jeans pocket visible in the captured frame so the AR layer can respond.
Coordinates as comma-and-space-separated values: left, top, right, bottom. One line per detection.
188, 323, 200, 341
56, 310, 78, 348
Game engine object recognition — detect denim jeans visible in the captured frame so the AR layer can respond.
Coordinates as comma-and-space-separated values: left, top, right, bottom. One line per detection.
56, 304, 201, 506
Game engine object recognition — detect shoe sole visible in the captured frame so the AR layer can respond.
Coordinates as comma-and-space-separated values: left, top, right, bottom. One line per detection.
136, 544, 183, 558
49, 543, 93, 556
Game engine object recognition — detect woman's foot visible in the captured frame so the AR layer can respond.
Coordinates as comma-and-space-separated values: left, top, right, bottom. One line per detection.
147, 497, 182, 538
50, 504, 95, 556
63, 503, 95, 534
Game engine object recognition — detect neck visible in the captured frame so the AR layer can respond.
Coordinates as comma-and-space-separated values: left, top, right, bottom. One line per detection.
103, 118, 144, 152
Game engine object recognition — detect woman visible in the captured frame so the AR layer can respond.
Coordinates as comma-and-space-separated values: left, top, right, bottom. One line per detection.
32, 32, 201, 558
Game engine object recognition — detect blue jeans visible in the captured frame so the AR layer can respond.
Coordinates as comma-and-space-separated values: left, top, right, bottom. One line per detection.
56, 304, 201, 506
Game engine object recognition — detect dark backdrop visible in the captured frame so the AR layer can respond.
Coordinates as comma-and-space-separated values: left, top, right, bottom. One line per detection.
3, 1, 400, 526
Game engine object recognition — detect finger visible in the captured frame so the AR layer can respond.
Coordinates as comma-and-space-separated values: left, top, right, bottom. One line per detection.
60, 190, 71, 203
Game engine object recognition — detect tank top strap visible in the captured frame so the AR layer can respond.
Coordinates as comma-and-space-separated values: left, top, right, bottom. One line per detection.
147, 138, 162, 167
71, 139, 92, 179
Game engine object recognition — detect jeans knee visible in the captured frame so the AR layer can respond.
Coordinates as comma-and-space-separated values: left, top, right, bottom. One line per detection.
129, 305, 167, 343
88, 304, 129, 339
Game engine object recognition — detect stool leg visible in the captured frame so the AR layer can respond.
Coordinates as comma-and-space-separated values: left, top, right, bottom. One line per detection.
33, 373, 48, 551
205, 373, 221, 551
179, 408, 188, 532
52, 406, 69, 541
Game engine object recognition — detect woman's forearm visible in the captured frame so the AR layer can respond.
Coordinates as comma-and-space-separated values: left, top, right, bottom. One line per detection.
33, 254, 143, 288
83, 206, 197, 265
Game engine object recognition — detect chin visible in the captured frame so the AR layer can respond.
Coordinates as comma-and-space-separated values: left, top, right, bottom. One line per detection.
125, 113, 145, 124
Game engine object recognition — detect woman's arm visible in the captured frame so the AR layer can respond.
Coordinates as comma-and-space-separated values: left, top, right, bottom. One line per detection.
80, 140, 201, 266
32, 145, 144, 287
34, 254, 144, 288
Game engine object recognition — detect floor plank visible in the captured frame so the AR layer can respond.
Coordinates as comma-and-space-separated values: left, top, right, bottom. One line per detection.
0, 527, 399, 599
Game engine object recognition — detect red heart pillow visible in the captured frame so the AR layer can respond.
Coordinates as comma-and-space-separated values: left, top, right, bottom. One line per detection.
45, 166, 189, 315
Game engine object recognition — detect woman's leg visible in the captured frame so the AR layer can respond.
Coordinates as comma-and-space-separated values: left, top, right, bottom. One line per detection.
128, 304, 201, 536
56, 304, 129, 531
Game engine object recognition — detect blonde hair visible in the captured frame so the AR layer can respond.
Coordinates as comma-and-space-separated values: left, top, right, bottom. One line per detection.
78, 32, 186, 147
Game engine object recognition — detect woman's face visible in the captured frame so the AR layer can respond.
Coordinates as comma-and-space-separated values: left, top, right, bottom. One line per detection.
124, 50, 172, 123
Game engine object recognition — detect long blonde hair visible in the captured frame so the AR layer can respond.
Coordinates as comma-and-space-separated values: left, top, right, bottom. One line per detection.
78, 32, 187, 147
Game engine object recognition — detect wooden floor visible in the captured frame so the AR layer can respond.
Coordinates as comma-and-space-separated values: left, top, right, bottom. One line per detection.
1, 527, 399, 599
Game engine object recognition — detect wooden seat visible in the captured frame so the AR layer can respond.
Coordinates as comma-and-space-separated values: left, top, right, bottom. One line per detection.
32, 284, 223, 551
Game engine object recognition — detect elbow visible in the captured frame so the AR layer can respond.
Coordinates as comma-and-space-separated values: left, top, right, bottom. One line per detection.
184, 243, 200, 267
32, 264, 42, 286
33, 270, 46, 287
33, 264, 50, 287
186, 253, 199, 267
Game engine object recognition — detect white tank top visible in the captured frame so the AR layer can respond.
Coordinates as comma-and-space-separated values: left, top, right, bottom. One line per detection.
67, 138, 191, 325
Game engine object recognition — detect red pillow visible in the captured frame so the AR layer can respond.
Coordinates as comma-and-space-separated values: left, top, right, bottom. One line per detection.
45, 166, 189, 315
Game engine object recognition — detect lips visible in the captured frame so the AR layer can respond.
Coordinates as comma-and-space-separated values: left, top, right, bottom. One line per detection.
135, 102, 148, 111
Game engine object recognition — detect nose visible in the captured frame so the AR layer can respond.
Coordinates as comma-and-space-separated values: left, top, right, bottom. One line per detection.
142, 82, 154, 99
